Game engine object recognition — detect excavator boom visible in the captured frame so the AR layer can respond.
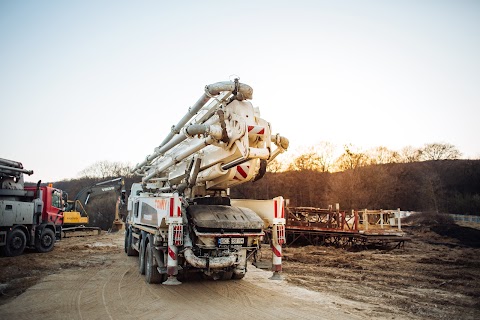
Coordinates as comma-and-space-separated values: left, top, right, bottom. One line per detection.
63, 177, 126, 235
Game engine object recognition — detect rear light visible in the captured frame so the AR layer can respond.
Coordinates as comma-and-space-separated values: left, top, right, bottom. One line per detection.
277, 225, 285, 245
173, 225, 183, 246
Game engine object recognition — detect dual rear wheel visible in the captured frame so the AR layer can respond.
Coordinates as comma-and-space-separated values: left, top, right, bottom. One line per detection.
125, 229, 166, 284
35, 228, 55, 253
2, 229, 26, 257
144, 241, 166, 284
1, 227, 55, 257
124, 228, 138, 256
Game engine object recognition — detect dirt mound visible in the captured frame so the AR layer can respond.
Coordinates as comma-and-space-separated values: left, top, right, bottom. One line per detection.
403, 211, 454, 227
431, 224, 480, 248
402, 212, 480, 248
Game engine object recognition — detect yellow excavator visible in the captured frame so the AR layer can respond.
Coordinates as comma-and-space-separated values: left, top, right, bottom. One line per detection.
62, 177, 126, 236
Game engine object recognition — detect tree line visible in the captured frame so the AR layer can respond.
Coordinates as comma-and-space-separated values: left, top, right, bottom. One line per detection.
277, 142, 464, 173
233, 142, 479, 215
51, 142, 480, 223
231, 160, 480, 215
51, 161, 139, 230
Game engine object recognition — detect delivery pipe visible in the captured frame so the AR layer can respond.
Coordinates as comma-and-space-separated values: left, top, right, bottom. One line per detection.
146, 113, 222, 168
0, 164, 33, 176
133, 81, 252, 174
269, 134, 290, 161
182, 228, 237, 269
142, 136, 215, 184
134, 101, 208, 173
0, 158, 26, 169
206, 81, 253, 100
134, 81, 253, 174
183, 248, 237, 269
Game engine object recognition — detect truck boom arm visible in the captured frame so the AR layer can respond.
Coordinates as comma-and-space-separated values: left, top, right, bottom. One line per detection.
0, 158, 33, 191
132, 79, 288, 196
125, 80, 289, 284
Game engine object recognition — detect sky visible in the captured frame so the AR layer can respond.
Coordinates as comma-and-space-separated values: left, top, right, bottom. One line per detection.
1, 0, 479, 182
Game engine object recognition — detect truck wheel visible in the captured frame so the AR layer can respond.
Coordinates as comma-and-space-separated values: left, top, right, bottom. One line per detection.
124, 229, 129, 254
145, 242, 164, 284
139, 234, 146, 275
126, 228, 137, 256
232, 273, 245, 280
35, 228, 55, 253
221, 271, 233, 280
3, 229, 27, 257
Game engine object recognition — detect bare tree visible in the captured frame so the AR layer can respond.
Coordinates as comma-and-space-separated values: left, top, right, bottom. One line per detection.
399, 146, 423, 163
267, 159, 283, 173
334, 144, 368, 171
366, 146, 399, 165
288, 149, 322, 171
314, 141, 336, 172
287, 143, 336, 172
79, 161, 133, 179
421, 142, 461, 161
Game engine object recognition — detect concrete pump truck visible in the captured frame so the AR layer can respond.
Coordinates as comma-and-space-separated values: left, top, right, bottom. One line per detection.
125, 79, 289, 284
0, 158, 61, 256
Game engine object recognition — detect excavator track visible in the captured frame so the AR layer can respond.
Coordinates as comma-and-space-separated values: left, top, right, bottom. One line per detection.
61, 226, 102, 238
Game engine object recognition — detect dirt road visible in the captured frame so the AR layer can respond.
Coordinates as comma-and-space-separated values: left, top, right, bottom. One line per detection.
0, 233, 390, 320
1, 220, 479, 320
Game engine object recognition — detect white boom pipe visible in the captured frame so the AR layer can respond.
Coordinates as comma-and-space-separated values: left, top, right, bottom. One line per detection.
149, 113, 223, 166
133, 81, 253, 175
142, 136, 216, 184
269, 134, 290, 161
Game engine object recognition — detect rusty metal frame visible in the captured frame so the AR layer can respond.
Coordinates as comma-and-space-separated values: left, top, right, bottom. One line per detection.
283, 207, 410, 249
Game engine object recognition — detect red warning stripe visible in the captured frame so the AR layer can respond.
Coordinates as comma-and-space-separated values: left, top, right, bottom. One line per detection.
274, 199, 285, 219
248, 125, 265, 135
271, 244, 282, 257
169, 198, 174, 217
169, 197, 182, 217
168, 247, 176, 260
237, 165, 248, 179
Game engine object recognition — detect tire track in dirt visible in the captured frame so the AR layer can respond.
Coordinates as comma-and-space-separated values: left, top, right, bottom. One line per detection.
0, 234, 396, 320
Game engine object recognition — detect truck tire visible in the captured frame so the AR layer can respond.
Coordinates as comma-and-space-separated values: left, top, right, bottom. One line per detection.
139, 232, 146, 275
3, 229, 27, 257
126, 228, 137, 256
220, 271, 233, 280
124, 229, 128, 253
232, 273, 245, 280
35, 228, 55, 253
145, 242, 164, 284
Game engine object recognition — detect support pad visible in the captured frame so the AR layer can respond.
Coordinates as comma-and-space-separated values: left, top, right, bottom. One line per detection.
269, 271, 283, 281
163, 276, 182, 286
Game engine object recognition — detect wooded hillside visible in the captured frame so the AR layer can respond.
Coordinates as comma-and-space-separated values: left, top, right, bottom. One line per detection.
231, 160, 480, 215
48, 159, 480, 228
